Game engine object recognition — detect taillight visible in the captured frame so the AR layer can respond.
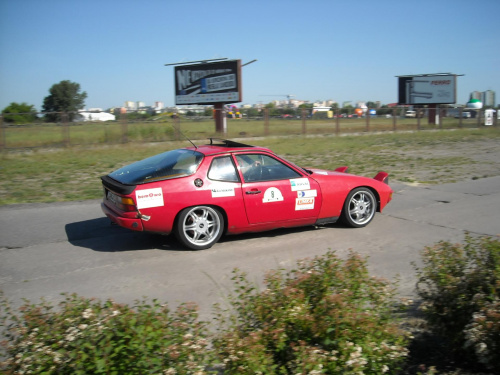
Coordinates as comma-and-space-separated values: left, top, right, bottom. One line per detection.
119, 197, 137, 212
107, 191, 137, 212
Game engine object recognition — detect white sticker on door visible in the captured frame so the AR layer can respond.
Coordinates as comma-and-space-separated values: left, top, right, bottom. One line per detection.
295, 197, 315, 210
297, 189, 317, 198
211, 184, 235, 198
290, 178, 310, 191
263, 187, 284, 203
136, 188, 164, 209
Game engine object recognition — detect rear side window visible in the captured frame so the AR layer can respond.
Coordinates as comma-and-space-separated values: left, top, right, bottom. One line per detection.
208, 156, 239, 182
109, 149, 203, 184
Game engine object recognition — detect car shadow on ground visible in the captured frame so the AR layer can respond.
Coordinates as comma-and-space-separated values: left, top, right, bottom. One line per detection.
65, 218, 352, 252
65, 217, 185, 252
217, 222, 352, 245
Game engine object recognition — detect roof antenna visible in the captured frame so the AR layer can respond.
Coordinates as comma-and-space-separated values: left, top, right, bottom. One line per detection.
171, 122, 197, 149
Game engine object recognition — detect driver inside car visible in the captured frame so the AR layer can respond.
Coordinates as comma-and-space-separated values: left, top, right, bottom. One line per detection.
242, 160, 262, 181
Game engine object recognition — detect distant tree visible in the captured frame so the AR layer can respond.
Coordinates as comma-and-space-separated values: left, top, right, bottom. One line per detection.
377, 105, 393, 115
1, 102, 38, 124
241, 107, 261, 118
341, 104, 353, 115
42, 80, 87, 122
282, 108, 297, 116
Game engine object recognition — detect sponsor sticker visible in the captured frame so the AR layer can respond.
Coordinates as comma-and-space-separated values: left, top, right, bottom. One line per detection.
297, 189, 317, 198
211, 184, 235, 198
136, 188, 164, 209
295, 197, 315, 210
290, 178, 310, 191
263, 187, 284, 203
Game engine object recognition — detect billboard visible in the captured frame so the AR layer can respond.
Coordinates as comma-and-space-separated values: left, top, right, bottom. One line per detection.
397, 74, 457, 105
175, 59, 242, 105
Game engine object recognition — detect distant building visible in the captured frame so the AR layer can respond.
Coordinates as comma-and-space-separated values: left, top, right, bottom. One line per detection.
75, 111, 116, 122
482, 90, 496, 107
154, 101, 164, 110
124, 101, 136, 110
470, 91, 482, 100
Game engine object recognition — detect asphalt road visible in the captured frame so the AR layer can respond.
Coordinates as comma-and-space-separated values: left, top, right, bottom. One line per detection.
1, 177, 499, 321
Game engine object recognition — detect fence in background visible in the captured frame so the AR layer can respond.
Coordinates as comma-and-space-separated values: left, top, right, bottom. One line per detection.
0, 107, 498, 150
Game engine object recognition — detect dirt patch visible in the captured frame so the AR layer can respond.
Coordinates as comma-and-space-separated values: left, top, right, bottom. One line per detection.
393, 139, 500, 185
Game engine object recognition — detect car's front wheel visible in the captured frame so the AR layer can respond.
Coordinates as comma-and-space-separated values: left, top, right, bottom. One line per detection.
175, 206, 224, 250
342, 187, 376, 228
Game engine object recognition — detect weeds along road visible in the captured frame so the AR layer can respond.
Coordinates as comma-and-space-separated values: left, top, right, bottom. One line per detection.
1, 177, 500, 321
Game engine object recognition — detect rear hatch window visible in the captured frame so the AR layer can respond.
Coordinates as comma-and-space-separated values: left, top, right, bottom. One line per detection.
109, 149, 203, 184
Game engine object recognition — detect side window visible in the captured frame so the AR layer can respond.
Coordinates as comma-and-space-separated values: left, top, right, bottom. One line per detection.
236, 154, 301, 182
208, 156, 239, 182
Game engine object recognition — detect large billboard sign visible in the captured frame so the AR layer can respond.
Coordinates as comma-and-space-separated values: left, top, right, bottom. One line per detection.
397, 74, 457, 105
175, 59, 242, 105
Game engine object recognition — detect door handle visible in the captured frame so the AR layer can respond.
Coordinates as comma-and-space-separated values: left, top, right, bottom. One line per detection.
245, 190, 261, 195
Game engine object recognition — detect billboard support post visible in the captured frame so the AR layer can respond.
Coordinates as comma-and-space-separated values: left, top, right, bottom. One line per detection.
214, 103, 227, 134
428, 104, 436, 125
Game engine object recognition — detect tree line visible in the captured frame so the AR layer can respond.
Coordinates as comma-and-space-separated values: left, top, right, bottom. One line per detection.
1, 80, 86, 124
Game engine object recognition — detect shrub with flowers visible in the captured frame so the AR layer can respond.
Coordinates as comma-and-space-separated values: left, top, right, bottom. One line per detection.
463, 298, 500, 369
212, 250, 410, 374
414, 234, 500, 370
0, 293, 215, 374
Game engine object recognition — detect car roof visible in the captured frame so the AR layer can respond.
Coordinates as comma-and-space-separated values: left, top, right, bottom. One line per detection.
184, 138, 273, 156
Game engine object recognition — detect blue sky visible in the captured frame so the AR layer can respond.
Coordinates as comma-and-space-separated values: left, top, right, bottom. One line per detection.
1, 0, 499, 111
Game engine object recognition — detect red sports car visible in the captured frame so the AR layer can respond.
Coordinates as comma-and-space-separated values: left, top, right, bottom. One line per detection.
101, 139, 392, 250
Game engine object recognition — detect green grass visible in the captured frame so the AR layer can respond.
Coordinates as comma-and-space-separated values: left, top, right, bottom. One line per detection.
0, 115, 485, 149
1, 128, 499, 205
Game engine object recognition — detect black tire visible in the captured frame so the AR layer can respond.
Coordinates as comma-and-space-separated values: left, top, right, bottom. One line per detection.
174, 206, 224, 250
341, 187, 376, 228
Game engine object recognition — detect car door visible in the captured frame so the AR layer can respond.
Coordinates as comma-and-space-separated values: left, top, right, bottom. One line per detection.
235, 153, 321, 224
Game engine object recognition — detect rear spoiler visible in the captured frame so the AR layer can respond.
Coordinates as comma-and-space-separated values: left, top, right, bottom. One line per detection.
373, 171, 389, 185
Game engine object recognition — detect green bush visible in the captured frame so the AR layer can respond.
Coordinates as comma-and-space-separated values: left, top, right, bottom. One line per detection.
11, 243, 499, 373
212, 251, 409, 374
414, 235, 500, 369
0, 293, 215, 374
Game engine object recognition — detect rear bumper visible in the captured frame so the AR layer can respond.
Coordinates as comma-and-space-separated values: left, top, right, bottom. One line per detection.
101, 202, 144, 232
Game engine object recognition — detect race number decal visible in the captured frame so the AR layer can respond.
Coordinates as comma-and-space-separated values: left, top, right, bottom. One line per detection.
263, 187, 284, 203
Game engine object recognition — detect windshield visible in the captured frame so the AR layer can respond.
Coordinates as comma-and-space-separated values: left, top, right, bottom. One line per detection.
109, 149, 203, 184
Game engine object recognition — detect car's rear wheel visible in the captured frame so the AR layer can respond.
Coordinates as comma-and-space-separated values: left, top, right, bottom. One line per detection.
175, 206, 224, 250
342, 187, 376, 228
